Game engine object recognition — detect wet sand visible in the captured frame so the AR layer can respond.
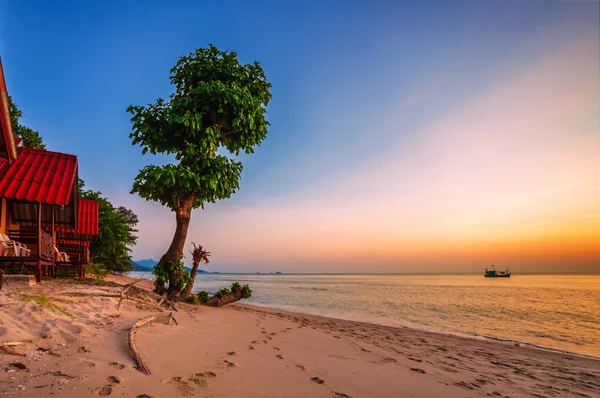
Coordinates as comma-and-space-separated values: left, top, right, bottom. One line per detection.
1, 275, 598, 397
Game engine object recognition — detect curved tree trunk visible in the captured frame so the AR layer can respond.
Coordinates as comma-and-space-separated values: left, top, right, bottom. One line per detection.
157, 194, 195, 301
180, 259, 199, 300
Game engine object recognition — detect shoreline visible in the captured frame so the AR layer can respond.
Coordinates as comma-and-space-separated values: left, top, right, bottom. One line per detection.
128, 271, 600, 360
239, 302, 600, 361
1, 275, 598, 397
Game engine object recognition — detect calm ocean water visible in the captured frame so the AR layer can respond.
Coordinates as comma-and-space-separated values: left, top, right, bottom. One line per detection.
128, 272, 600, 357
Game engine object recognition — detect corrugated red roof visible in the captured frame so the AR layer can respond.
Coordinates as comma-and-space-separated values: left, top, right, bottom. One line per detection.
55, 199, 99, 236
0, 147, 78, 205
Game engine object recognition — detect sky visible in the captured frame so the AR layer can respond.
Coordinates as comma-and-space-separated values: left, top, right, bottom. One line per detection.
0, 1, 598, 273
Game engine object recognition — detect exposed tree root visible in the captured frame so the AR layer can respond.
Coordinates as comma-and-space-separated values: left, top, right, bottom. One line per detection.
128, 312, 178, 375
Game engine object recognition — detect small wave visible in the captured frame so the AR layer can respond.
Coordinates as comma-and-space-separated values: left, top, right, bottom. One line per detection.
290, 287, 328, 291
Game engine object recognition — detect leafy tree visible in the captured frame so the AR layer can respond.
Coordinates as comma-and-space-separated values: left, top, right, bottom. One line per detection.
8, 96, 46, 150
127, 44, 272, 300
79, 186, 138, 274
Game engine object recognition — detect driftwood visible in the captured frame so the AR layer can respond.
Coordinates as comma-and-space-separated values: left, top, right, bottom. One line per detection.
128, 312, 177, 375
164, 299, 179, 312
0, 341, 29, 356
207, 287, 243, 307
60, 292, 164, 312
117, 273, 147, 310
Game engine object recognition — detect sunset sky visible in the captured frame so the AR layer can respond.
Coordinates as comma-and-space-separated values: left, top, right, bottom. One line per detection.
1, 1, 598, 273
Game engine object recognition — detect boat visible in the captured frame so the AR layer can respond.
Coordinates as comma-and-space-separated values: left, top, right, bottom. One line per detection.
484, 265, 511, 278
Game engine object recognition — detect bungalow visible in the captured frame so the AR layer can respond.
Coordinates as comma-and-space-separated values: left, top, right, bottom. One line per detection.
0, 57, 98, 282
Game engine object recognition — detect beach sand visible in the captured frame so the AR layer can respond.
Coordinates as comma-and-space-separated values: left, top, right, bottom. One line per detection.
1, 275, 598, 397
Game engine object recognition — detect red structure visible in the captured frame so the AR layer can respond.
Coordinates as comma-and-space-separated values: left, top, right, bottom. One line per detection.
0, 57, 98, 282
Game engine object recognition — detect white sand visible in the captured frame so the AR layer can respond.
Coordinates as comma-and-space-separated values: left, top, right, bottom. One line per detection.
1, 275, 598, 397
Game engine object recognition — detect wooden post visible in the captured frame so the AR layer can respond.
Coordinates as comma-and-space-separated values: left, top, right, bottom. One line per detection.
35, 202, 41, 283
51, 206, 55, 278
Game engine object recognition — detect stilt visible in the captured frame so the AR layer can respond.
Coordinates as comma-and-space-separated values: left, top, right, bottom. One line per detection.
35, 259, 41, 283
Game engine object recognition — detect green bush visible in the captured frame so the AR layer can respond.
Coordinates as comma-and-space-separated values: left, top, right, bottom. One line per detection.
186, 294, 198, 304
241, 284, 252, 299
231, 282, 241, 291
87, 263, 109, 283
197, 291, 210, 303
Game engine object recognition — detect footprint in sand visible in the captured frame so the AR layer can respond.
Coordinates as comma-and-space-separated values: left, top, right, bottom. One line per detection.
275, 354, 284, 359
272, 347, 280, 351
227, 351, 237, 356
109, 362, 125, 369
295, 364, 305, 371
189, 371, 216, 387
333, 393, 352, 398
223, 360, 236, 368
83, 361, 96, 368
310, 376, 325, 384
167, 376, 195, 395
97, 385, 112, 396
248, 346, 255, 350
408, 357, 422, 362
136, 395, 157, 398
106, 376, 121, 384
410, 368, 426, 374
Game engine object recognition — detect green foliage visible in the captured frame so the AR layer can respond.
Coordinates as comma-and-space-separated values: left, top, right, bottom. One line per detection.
152, 264, 169, 288
186, 294, 198, 304
197, 290, 210, 303
181, 269, 193, 291
87, 263, 109, 283
127, 44, 272, 212
79, 187, 138, 274
240, 284, 253, 299
19, 294, 72, 317
8, 96, 46, 149
231, 282, 241, 291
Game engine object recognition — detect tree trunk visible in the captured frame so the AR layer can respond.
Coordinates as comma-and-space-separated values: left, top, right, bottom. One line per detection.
157, 194, 195, 301
180, 258, 200, 300
206, 287, 243, 307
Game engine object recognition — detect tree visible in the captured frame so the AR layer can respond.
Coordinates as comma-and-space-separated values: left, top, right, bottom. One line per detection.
127, 44, 272, 300
181, 242, 211, 300
8, 96, 46, 150
79, 186, 138, 274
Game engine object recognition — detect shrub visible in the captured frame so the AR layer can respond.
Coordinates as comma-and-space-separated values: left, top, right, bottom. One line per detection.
87, 263, 109, 283
241, 284, 252, 299
186, 294, 198, 304
197, 291, 210, 303
231, 282, 241, 291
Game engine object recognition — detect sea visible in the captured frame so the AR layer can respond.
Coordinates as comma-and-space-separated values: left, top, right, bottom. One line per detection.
127, 272, 600, 358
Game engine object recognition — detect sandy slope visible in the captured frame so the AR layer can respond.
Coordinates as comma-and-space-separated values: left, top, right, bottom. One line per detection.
0, 275, 598, 398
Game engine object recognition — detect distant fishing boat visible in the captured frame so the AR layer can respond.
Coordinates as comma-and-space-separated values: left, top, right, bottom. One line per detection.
484, 265, 511, 278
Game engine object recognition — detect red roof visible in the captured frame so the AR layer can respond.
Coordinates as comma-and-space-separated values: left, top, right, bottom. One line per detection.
0, 147, 78, 205
56, 199, 99, 236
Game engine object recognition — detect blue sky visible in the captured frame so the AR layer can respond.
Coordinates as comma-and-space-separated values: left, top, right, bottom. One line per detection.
1, 1, 598, 272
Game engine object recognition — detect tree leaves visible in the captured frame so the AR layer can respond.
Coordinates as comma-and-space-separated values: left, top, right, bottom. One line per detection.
8, 97, 46, 150
79, 187, 139, 273
127, 44, 271, 211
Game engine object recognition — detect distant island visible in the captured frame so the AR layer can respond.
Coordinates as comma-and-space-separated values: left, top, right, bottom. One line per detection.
131, 259, 219, 274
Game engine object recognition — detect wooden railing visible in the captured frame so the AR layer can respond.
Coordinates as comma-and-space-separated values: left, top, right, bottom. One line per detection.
39, 229, 53, 260
8, 228, 54, 260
